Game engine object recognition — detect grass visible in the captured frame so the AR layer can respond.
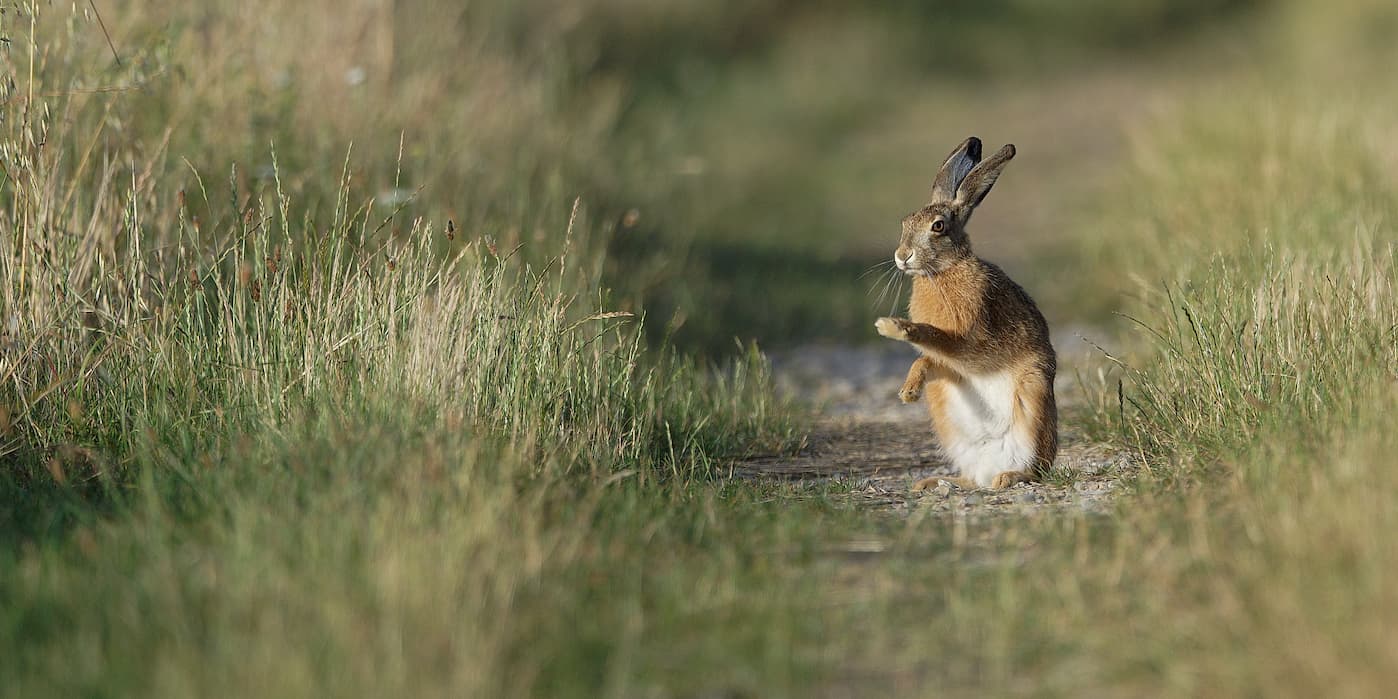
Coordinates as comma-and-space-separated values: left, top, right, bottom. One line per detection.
5, 0, 1398, 696
0, 103, 808, 696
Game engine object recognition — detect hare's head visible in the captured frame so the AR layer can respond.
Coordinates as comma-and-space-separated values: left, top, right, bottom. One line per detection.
896, 136, 1015, 277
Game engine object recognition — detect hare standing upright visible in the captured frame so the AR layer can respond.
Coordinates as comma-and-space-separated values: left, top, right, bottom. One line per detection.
874, 136, 1057, 490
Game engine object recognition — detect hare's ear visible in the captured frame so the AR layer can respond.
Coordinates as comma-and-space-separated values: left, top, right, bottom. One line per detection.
953, 144, 1015, 219
930, 136, 982, 202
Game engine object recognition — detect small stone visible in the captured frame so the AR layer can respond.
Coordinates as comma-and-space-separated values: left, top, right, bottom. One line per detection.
933, 481, 954, 497
1081, 462, 1110, 477
1016, 490, 1039, 504
962, 494, 982, 506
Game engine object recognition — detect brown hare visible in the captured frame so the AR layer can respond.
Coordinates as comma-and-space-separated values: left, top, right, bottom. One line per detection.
874, 137, 1057, 491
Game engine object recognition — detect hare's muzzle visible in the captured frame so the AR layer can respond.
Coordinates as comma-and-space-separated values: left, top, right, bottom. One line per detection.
895, 248, 917, 273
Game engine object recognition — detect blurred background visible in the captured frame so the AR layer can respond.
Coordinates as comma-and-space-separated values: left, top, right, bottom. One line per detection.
48, 0, 1394, 353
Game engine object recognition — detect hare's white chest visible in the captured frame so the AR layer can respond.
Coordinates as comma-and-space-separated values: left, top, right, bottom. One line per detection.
938, 369, 1036, 486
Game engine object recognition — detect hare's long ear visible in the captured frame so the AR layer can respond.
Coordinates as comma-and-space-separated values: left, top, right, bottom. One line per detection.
930, 136, 982, 202
953, 143, 1015, 220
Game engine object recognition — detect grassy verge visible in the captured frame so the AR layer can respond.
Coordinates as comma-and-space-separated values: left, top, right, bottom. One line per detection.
1, 6, 806, 695
1049, 115, 1398, 692
0, 121, 811, 698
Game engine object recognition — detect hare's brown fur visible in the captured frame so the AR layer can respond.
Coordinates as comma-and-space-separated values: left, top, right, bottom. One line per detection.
875, 137, 1058, 490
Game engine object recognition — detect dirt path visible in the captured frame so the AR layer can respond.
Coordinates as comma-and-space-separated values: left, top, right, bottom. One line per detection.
744, 342, 1128, 515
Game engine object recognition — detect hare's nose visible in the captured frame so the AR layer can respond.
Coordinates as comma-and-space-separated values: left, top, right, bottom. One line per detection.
895, 250, 916, 269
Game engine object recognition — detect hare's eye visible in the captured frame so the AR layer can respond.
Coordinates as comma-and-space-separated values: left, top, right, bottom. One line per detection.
930, 219, 946, 234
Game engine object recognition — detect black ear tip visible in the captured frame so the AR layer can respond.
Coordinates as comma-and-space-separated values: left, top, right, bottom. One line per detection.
966, 136, 983, 160
1004, 144, 1017, 159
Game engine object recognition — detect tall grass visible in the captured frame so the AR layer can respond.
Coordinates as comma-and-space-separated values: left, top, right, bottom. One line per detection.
2, 5, 807, 695
1083, 103, 1397, 470
1055, 50, 1398, 691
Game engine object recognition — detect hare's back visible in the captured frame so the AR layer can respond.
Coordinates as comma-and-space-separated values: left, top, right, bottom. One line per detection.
978, 259, 1053, 355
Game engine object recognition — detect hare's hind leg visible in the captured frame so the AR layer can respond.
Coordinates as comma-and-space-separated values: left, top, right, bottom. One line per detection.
990, 471, 1033, 489
991, 362, 1056, 491
912, 475, 977, 492
899, 356, 936, 404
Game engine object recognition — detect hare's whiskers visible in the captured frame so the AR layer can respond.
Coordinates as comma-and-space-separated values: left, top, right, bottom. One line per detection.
875, 270, 894, 310
887, 275, 906, 315
869, 267, 893, 303
865, 266, 894, 298
874, 268, 902, 310
857, 259, 894, 281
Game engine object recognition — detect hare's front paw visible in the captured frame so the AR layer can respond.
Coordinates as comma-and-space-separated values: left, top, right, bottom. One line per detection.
898, 383, 922, 404
875, 317, 910, 341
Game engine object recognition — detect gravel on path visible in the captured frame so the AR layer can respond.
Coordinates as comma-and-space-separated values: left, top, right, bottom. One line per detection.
742, 343, 1129, 516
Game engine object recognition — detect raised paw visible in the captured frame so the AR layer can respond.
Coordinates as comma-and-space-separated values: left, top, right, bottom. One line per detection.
990, 471, 1033, 489
898, 385, 922, 404
875, 317, 910, 341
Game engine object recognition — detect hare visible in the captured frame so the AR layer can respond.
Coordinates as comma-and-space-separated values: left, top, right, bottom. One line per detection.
874, 136, 1057, 491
